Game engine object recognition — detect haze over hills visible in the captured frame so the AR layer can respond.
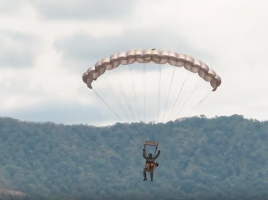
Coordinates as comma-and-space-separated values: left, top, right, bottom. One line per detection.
0, 115, 268, 200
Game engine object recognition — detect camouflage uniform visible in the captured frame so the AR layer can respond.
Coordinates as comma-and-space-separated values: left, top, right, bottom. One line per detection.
143, 150, 160, 181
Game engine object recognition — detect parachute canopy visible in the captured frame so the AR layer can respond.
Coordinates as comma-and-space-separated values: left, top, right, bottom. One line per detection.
82, 49, 222, 123
82, 49, 221, 91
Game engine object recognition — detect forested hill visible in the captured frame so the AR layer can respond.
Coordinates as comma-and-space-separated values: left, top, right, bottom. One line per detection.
0, 115, 268, 200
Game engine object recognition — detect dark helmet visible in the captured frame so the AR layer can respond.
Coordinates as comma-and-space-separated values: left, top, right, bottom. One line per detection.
148, 153, 153, 157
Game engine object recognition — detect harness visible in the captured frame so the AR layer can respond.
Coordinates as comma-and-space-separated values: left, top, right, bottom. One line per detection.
144, 141, 158, 161
144, 141, 159, 172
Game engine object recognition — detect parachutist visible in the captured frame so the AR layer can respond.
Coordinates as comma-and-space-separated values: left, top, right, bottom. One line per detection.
143, 149, 160, 181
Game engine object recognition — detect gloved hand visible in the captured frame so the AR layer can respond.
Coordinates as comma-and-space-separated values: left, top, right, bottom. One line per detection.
143, 149, 145, 152
158, 150, 160, 154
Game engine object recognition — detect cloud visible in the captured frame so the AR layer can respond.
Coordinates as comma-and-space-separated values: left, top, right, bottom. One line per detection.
28, 0, 138, 21
0, 1, 25, 16
53, 29, 214, 74
0, 101, 108, 125
0, 31, 41, 68
1, 0, 268, 126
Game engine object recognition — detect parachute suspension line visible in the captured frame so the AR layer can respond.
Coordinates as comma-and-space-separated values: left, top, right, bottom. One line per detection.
168, 71, 190, 121
119, 80, 135, 122
123, 66, 137, 122
157, 64, 162, 123
189, 91, 212, 115
162, 66, 176, 122
102, 77, 130, 121
128, 65, 140, 121
120, 65, 136, 121
115, 70, 135, 122
143, 63, 146, 123
116, 80, 131, 121
173, 78, 202, 120
93, 89, 122, 121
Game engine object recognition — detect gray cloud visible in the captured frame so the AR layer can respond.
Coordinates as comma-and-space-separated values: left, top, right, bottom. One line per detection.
0, 31, 40, 69
53, 29, 215, 74
0, 102, 111, 125
29, 0, 138, 21
0, 1, 25, 15
3, 0, 266, 126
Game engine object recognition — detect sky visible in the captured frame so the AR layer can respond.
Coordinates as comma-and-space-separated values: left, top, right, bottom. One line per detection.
0, 0, 267, 126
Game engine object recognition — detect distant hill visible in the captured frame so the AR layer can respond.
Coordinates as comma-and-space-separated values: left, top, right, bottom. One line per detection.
0, 115, 268, 200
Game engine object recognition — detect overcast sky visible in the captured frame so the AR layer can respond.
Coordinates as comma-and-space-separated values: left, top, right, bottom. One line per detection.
0, 0, 267, 126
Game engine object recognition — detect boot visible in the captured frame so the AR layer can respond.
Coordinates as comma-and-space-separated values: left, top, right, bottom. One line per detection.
143, 171, 147, 181
150, 171, 153, 182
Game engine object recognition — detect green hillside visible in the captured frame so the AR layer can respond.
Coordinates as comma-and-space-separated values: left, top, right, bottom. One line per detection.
0, 115, 268, 200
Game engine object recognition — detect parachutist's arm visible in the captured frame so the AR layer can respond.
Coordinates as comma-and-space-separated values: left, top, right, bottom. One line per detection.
154, 150, 160, 160
143, 149, 146, 159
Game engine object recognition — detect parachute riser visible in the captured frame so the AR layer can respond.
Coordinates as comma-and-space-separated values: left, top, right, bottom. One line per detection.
144, 141, 158, 161
153, 146, 158, 161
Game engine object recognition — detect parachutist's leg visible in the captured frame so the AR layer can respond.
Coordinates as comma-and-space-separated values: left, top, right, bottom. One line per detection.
143, 168, 147, 181
150, 170, 153, 181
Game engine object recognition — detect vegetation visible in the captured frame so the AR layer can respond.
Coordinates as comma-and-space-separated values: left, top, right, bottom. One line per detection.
0, 115, 268, 200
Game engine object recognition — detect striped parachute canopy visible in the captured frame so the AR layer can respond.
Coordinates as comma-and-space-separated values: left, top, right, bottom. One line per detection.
82, 49, 221, 123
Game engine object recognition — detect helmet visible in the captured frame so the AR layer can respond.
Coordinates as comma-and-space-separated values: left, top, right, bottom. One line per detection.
148, 153, 152, 157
